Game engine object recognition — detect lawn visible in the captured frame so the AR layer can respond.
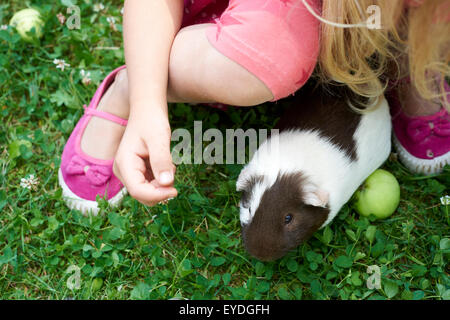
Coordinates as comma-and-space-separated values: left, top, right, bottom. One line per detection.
0, 0, 449, 300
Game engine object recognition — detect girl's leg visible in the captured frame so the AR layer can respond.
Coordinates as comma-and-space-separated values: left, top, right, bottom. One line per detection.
81, 69, 129, 160
81, 24, 274, 160
166, 24, 274, 105
389, 54, 449, 175
394, 74, 443, 117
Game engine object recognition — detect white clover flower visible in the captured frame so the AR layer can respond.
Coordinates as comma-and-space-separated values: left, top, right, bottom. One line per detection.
80, 69, 92, 85
20, 174, 39, 190
93, 3, 105, 12
56, 12, 66, 25
53, 59, 70, 71
120, 7, 124, 15
0, 25, 8, 30
441, 195, 450, 206
106, 16, 117, 31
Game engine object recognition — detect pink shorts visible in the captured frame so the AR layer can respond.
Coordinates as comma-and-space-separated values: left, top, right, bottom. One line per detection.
182, 0, 320, 101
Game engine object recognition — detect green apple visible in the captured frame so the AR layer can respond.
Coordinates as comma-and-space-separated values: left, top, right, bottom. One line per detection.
354, 169, 400, 219
10, 8, 44, 42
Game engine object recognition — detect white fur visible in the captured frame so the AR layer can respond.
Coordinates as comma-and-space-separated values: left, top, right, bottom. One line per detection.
237, 97, 392, 228
239, 181, 268, 225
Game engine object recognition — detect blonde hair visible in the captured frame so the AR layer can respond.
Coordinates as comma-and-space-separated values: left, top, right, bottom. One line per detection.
407, 0, 450, 107
313, 0, 449, 110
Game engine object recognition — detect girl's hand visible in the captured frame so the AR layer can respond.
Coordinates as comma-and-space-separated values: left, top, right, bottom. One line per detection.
113, 107, 177, 206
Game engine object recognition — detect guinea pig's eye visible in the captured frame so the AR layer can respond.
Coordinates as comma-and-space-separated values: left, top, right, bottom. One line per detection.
285, 214, 293, 224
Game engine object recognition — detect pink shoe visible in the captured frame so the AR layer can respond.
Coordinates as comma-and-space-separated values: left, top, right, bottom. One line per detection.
58, 66, 128, 215
388, 79, 450, 175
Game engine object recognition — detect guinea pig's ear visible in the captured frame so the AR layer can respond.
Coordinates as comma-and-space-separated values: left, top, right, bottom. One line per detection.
302, 181, 329, 208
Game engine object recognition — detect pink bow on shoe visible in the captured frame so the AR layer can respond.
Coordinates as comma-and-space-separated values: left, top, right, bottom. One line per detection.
66, 155, 111, 186
407, 115, 450, 143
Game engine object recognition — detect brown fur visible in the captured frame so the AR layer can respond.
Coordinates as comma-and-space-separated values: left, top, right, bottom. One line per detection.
276, 86, 362, 161
241, 172, 329, 261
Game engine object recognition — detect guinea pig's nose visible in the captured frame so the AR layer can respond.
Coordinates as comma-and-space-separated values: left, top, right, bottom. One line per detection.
252, 253, 277, 262
257, 248, 288, 261
242, 235, 284, 261
248, 248, 287, 262
241, 225, 288, 261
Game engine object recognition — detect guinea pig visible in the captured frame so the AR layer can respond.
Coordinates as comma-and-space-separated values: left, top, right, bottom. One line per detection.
236, 87, 392, 261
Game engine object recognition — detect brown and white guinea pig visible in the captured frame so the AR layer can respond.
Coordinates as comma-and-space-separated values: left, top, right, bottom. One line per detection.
236, 87, 392, 261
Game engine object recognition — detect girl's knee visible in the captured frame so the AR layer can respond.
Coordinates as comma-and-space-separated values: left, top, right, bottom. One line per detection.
115, 68, 128, 87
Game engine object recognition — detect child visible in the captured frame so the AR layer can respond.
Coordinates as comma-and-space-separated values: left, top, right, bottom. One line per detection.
318, 0, 449, 175
58, 0, 449, 214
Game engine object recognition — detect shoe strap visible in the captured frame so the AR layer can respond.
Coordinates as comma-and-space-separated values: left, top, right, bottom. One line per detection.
83, 105, 128, 126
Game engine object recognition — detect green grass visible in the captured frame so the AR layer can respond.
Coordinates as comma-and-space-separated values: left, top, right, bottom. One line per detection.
0, 0, 449, 300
